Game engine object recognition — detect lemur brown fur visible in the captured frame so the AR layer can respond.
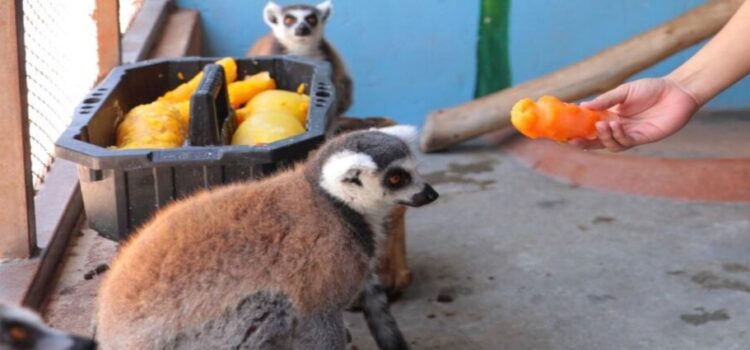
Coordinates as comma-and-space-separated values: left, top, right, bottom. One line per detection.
98, 169, 367, 348
97, 129, 435, 350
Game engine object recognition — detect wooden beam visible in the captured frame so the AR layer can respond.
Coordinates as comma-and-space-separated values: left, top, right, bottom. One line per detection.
23, 160, 83, 309
95, 0, 121, 80
148, 9, 203, 58
121, 0, 173, 64
0, 0, 37, 258
420, 0, 745, 152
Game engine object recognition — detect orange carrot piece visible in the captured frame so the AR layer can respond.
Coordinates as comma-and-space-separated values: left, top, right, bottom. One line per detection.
511, 96, 608, 142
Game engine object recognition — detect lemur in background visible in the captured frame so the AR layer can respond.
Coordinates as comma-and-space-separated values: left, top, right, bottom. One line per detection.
247, 1, 353, 115
97, 126, 438, 350
0, 302, 97, 350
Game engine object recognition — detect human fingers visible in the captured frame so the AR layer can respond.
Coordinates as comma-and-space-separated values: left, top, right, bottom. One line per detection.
580, 84, 630, 111
595, 121, 627, 152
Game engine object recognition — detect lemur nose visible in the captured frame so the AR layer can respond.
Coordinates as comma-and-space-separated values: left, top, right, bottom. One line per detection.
295, 25, 311, 36
404, 184, 439, 207
421, 184, 439, 203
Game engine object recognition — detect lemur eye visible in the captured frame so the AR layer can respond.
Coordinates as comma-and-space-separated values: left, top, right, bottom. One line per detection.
388, 175, 401, 185
8, 325, 29, 342
306, 15, 318, 27
384, 169, 411, 189
283, 15, 296, 27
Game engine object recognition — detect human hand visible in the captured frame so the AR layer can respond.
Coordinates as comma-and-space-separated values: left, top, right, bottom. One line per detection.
570, 77, 700, 152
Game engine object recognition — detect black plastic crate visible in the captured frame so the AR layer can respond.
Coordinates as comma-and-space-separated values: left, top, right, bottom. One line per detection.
55, 57, 336, 241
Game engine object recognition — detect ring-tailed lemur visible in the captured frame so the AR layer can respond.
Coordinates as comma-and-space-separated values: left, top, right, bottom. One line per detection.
97, 126, 438, 350
247, 1, 353, 115
0, 302, 97, 350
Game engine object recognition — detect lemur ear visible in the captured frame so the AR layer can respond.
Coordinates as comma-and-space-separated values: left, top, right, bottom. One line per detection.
264, 1, 282, 26
374, 125, 418, 144
317, 0, 332, 22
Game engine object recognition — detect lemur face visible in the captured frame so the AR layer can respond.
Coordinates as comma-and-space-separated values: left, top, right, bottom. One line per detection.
264, 1, 331, 41
0, 304, 97, 350
319, 126, 439, 215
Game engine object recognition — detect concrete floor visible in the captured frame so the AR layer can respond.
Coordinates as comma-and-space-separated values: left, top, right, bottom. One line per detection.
40, 113, 750, 349
344, 139, 750, 350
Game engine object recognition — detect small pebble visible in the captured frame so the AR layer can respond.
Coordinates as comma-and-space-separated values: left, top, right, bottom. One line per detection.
95, 264, 109, 274
592, 216, 615, 224
436, 292, 454, 303
83, 263, 110, 280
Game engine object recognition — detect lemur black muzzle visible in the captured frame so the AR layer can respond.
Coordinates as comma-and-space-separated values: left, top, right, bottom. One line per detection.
403, 184, 439, 207
295, 24, 311, 36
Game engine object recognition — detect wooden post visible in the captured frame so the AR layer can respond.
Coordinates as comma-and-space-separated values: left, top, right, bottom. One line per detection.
148, 9, 203, 58
95, 0, 121, 81
121, 0, 172, 64
0, 0, 37, 258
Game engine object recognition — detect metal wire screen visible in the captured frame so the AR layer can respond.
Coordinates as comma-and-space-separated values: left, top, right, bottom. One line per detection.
120, 0, 144, 34
23, 0, 99, 188
22, 0, 142, 188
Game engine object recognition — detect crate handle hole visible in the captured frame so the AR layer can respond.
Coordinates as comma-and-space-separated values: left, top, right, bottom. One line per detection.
83, 97, 100, 104
315, 91, 331, 98
92, 92, 103, 97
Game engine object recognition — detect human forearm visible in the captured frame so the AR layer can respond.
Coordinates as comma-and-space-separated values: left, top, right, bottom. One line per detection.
668, 0, 750, 105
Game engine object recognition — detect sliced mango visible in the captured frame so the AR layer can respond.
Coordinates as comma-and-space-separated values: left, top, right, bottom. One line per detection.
231, 111, 305, 146
116, 101, 186, 149
236, 89, 310, 126
228, 71, 276, 108
160, 57, 238, 103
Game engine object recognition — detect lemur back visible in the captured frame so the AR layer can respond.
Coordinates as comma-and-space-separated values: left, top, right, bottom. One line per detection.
97, 169, 369, 349
247, 1, 353, 115
97, 127, 438, 350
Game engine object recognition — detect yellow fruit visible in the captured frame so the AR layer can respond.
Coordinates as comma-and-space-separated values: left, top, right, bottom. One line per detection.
160, 57, 238, 103
236, 89, 310, 125
174, 100, 190, 126
116, 101, 186, 149
228, 71, 276, 108
231, 111, 305, 146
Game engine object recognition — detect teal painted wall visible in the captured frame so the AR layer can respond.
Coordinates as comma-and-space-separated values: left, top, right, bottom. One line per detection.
509, 0, 750, 110
177, 1, 748, 124
175, 0, 480, 124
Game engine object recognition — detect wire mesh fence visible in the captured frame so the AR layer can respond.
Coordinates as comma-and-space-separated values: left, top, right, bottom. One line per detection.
23, 0, 99, 188
23, 0, 141, 189
120, 0, 143, 34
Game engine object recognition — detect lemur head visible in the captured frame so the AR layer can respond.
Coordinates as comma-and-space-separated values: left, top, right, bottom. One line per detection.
308, 126, 439, 216
0, 303, 96, 350
264, 1, 331, 52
